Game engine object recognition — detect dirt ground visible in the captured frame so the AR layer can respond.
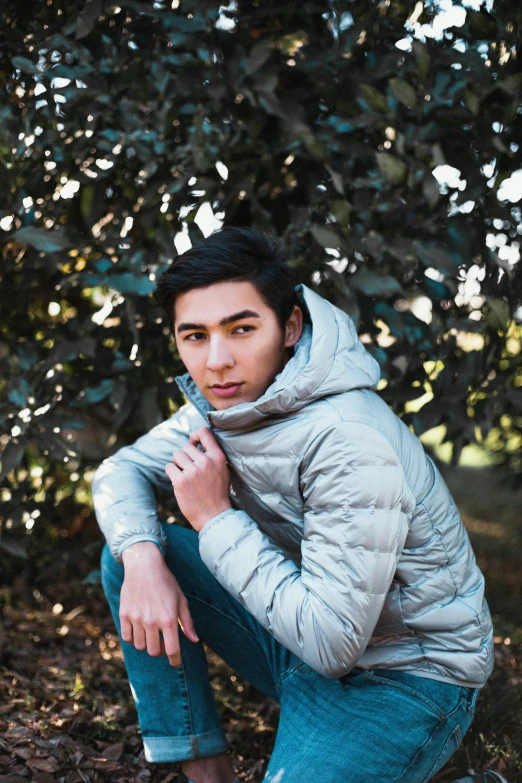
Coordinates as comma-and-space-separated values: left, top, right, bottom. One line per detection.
1, 464, 521, 783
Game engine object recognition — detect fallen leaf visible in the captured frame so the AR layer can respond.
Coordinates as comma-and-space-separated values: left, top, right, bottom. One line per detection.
14, 749, 33, 760
32, 773, 57, 783
159, 773, 178, 783
92, 761, 120, 772
26, 757, 60, 773
100, 742, 122, 761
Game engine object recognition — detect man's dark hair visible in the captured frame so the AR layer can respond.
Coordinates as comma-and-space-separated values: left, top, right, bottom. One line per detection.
154, 226, 297, 331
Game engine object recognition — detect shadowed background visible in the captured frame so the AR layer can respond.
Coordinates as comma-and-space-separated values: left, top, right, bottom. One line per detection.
1, 0, 521, 780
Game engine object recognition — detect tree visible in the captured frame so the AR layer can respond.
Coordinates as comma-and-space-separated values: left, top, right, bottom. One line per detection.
1, 0, 521, 582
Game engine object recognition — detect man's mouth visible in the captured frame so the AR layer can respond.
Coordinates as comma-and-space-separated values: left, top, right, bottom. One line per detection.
210, 382, 244, 398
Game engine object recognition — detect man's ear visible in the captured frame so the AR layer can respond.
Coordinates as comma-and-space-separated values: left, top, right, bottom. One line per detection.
284, 305, 303, 348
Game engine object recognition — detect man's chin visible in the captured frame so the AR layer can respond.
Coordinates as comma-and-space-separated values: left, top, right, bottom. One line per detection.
211, 394, 248, 411
213, 400, 239, 410
204, 387, 256, 411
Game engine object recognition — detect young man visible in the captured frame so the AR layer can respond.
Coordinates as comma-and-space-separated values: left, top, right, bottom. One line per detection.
92, 226, 496, 783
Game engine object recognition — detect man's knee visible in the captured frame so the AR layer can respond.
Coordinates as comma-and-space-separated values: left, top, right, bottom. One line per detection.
163, 523, 200, 568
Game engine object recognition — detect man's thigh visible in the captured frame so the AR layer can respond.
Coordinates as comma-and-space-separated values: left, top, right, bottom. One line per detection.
163, 522, 302, 701
264, 664, 477, 783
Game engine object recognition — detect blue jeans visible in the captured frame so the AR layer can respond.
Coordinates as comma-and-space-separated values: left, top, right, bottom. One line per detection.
101, 523, 480, 783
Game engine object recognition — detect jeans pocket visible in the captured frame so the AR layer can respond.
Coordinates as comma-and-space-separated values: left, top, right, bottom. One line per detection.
465, 687, 480, 717
362, 670, 450, 720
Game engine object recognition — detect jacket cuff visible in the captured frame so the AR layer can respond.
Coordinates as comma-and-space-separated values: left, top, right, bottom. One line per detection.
198, 509, 255, 571
116, 533, 167, 564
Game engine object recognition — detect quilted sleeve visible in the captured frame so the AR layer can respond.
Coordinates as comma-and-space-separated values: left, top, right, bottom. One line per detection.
91, 403, 206, 563
198, 422, 415, 678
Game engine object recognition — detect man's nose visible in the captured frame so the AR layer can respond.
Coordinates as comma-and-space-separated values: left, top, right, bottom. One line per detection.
206, 336, 234, 371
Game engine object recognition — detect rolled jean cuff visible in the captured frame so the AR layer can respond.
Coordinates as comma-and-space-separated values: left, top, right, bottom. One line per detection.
143, 729, 229, 763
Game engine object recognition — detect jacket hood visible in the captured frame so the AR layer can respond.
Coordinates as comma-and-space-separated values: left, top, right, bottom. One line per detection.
175, 283, 381, 431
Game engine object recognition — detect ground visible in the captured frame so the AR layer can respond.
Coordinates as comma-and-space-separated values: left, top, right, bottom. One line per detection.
1, 464, 521, 783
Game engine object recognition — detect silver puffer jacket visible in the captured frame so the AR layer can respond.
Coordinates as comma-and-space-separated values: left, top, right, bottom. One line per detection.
92, 284, 494, 688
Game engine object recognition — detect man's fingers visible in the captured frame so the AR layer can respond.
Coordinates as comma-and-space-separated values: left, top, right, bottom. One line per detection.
178, 599, 200, 644
192, 427, 216, 449
189, 429, 204, 445
165, 461, 182, 483
132, 622, 147, 651
120, 617, 133, 645
145, 625, 162, 657
172, 450, 194, 471
181, 442, 207, 464
192, 427, 225, 461
162, 624, 181, 667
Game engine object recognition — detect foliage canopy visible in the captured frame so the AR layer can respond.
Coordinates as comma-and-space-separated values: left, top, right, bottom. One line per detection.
0, 0, 521, 580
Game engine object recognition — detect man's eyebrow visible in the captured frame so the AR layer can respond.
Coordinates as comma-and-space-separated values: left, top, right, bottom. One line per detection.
176, 309, 262, 333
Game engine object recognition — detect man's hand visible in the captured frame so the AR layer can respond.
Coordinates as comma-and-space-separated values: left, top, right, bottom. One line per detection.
165, 427, 232, 532
120, 542, 199, 667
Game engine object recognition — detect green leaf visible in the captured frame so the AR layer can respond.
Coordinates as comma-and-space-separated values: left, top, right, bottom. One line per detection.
44, 338, 96, 368
95, 258, 112, 273
330, 200, 352, 229
416, 244, 460, 275
359, 84, 388, 114
412, 41, 430, 84
80, 184, 95, 223
310, 225, 341, 249
76, 271, 157, 296
422, 174, 440, 208
469, 10, 497, 39
11, 56, 39, 74
16, 344, 39, 371
376, 153, 408, 185
389, 78, 417, 109
76, 0, 102, 39
52, 417, 86, 430
465, 89, 480, 116
325, 164, 345, 196
245, 40, 272, 75
0, 536, 28, 560
0, 442, 25, 481
7, 378, 30, 407
351, 270, 403, 298
423, 278, 450, 300
324, 114, 373, 134
108, 273, 157, 295
10, 226, 71, 252
77, 379, 114, 406
486, 298, 510, 332
98, 129, 121, 142
496, 74, 522, 97
163, 10, 208, 32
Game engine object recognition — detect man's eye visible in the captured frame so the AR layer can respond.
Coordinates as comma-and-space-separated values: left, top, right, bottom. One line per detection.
186, 332, 206, 341
234, 325, 254, 334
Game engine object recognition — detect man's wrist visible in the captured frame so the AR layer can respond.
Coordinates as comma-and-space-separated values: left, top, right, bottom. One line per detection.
121, 540, 165, 567
191, 505, 232, 533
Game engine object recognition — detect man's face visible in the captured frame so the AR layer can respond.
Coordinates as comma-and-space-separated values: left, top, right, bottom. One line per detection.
173, 280, 303, 410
